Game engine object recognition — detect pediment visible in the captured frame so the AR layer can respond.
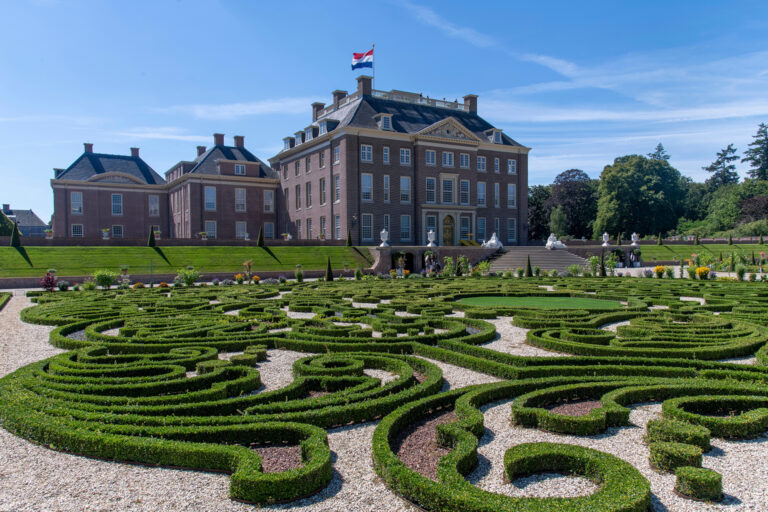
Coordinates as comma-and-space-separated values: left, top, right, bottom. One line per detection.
416, 117, 480, 143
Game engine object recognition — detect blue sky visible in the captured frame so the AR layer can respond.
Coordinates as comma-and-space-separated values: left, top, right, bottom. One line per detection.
2, 0, 768, 221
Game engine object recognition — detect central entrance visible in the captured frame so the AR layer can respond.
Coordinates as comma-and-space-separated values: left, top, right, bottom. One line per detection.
442, 215, 455, 246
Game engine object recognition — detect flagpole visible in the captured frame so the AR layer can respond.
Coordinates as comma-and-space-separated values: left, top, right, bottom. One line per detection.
372, 43, 375, 90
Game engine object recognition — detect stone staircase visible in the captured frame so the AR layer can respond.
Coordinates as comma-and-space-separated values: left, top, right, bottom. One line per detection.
489, 246, 587, 274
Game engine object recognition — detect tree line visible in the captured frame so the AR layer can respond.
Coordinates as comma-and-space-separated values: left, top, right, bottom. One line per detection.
529, 122, 768, 240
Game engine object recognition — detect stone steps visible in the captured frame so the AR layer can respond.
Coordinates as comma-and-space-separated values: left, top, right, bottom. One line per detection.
489, 246, 586, 274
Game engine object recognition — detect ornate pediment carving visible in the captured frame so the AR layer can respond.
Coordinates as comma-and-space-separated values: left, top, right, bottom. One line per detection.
417, 117, 480, 143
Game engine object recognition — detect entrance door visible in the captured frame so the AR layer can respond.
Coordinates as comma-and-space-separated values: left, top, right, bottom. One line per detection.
442, 215, 455, 246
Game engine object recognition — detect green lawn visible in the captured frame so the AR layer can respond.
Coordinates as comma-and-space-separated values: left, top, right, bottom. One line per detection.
632, 243, 767, 261
457, 295, 623, 309
0, 246, 373, 277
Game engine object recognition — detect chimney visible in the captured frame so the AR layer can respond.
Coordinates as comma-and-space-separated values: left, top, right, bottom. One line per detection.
213, 133, 225, 146
53, 168, 65, 179
233, 135, 244, 148
311, 102, 325, 121
356, 75, 373, 96
196, 145, 207, 156
130, 147, 140, 157
83, 142, 93, 153
332, 90, 347, 108
463, 94, 478, 114
2, 204, 9, 213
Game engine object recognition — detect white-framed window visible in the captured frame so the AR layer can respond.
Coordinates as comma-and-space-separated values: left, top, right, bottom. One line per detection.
235, 188, 246, 212
494, 217, 500, 237
383, 214, 390, 236
334, 174, 341, 202
296, 219, 301, 239
460, 153, 470, 169
477, 182, 486, 207
204, 187, 216, 211
361, 173, 373, 201
319, 178, 327, 205
236, 221, 247, 239
425, 150, 436, 166
235, 163, 246, 176
319, 152, 325, 168
507, 184, 516, 208
494, 183, 500, 208
442, 151, 454, 167
381, 116, 392, 130
71, 191, 83, 214
334, 215, 341, 240
283, 138, 293, 151
295, 184, 301, 210
306, 218, 313, 239
460, 180, 470, 205
494, 158, 500, 173
111, 225, 123, 238
111, 193, 123, 216
306, 182, 312, 208
494, 131, 502, 144
305, 156, 311, 174
441, 179, 454, 204
383, 146, 390, 165
264, 190, 274, 213
319, 122, 327, 136
507, 159, 516, 174
460, 217, 470, 241
507, 218, 517, 242
320, 216, 327, 237
400, 176, 411, 203
294, 160, 300, 176
477, 156, 486, 172
426, 215, 437, 244
305, 128, 313, 142
361, 213, 373, 241
477, 217, 486, 242
71, 224, 83, 237
265, 222, 275, 239
333, 146, 340, 164
149, 194, 160, 216
205, 220, 217, 239
400, 214, 411, 241
425, 177, 436, 203
400, 148, 411, 165
383, 175, 390, 202
360, 144, 373, 162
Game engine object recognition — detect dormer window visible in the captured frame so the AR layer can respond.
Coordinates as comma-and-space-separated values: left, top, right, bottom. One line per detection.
381, 116, 392, 130
319, 122, 327, 136
295, 132, 304, 145
283, 137, 294, 151
305, 128, 313, 142
493, 130, 502, 144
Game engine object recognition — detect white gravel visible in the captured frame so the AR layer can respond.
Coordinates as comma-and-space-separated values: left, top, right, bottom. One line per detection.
480, 316, 568, 358
414, 356, 501, 391
0, 295, 62, 377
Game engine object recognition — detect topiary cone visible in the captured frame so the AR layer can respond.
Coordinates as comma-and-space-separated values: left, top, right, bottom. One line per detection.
147, 227, 156, 247
346, 230, 352, 247
599, 251, 607, 277
525, 255, 533, 277
657, 233, 662, 246
325, 256, 333, 281
694, 234, 699, 245
9, 222, 20, 247
256, 226, 264, 247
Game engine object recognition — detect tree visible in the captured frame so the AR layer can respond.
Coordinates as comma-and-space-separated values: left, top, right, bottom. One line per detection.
704, 144, 740, 189
0, 210, 13, 236
647, 143, 670, 161
525, 255, 533, 277
147, 227, 156, 247
346, 230, 352, 247
593, 155, 684, 239
547, 169, 598, 239
549, 206, 568, 238
325, 257, 333, 281
694, 233, 700, 245
599, 251, 607, 277
256, 226, 264, 247
9, 222, 20, 247
527, 185, 552, 240
742, 123, 768, 180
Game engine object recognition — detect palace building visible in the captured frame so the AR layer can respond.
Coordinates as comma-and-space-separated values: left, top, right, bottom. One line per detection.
50, 77, 529, 246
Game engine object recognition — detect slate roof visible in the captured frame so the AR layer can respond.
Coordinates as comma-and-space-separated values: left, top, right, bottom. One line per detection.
56, 152, 165, 184
3, 208, 47, 227
187, 145, 277, 178
314, 95, 523, 147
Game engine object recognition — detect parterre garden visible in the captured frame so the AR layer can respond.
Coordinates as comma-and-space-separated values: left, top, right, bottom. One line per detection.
2, 276, 768, 510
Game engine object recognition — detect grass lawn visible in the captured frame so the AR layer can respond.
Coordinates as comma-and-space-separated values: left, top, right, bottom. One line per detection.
0, 246, 373, 278
632, 243, 767, 261
457, 295, 623, 309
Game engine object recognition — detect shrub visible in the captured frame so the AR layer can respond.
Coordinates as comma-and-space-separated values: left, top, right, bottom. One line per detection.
566, 264, 582, 277
147, 227, 156, 247
131, 282, 145, 289
654, 265, 666, 278
695, 267, 710, 280
646, 418, 710, 450
175, 267, 200, 287
40, 272, 57, 292
355, 267, 363, 280
256, 226, 264, 247
525, 255, 533, 277
735, 264, 747, 281
82, 279, 97, 291
533, 266, 541, 277
158, 282, 170, 288
664, 266, 675, 279
56, 280, 70, 292
92, 270, 117, 290
324, 257, 333, 282
675, 466, 722, 501
649, 441, 702, 471
515, 267, 524, 278
295, 266, 304, 283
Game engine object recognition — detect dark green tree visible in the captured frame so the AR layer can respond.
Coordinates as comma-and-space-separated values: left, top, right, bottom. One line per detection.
742, 123, 768, 180
761, 234, 765, 245
694, 233, 700, 245
547, 169, 598, 239
647, 143, 670, 161
0, 210, 13, 236
147, 227, 156, 247
549, 206, 568, 238
325, 257, 333, 281
9, 222, 20, 247
728, 234, 733, 245
346, 230, 352, 247
599, 251, 607, 277
729, 253, 735, 272
527, 185, 552, 240
525, 255, 533, 277
704, 144, 740, 189
657, 233, 662, 246
256, 226, 264, 247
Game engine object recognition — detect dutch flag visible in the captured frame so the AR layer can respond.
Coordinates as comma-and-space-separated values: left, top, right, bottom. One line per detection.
351, 48, 374, 70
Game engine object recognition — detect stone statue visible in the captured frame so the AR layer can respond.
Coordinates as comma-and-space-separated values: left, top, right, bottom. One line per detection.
482, 232, 503, 250
546, 233, 567, 250
379, 228, 390, 248
426, 229, 437, 247
631, 232, 639, 246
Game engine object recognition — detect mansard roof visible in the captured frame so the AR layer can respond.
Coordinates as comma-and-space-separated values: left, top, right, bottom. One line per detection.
189, 144, 277, 178
56, 151, 165, 184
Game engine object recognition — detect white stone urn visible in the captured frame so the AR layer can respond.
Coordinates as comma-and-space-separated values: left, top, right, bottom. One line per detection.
379, 228, 390, 248
426, 229, 436, 247
602, 232, 610, 247
631, 232, 639, 246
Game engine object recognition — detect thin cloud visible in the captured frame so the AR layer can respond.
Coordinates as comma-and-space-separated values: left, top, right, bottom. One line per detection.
116, 127, 209, 143
160, 98, 315, 120
397, 0, 496, 48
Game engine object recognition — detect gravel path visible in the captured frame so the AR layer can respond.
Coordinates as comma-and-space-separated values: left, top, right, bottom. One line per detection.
0, 295, 62, 377
480, 316, 568, 358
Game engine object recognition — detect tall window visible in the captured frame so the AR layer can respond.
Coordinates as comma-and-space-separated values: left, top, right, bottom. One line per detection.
294, 161, 300, 177
265, 222, 275, 239
442, 151, 454, 167
111, 194, 123, 216
296, 219, 301, 239
333, 146, 340, 164
234, 163, 246, 175
494, 183, 500, 208
236, 221, 247, 239
235, 188, 246, 212
383, 214, 390, 237
295, 185, 301, 210
320, 216, 327, 237
319, 152, 325, 168
319, 178, 327, 205
477, 217, 486, 242
494, 217, 500, 237
71, 192, 83, 214
360, 144, 373, 162
460, 217, 470, 241
425, 150, 436, 166
400, 214, 411, 241
400, 176, 411, 203
383, 146, 390, 165
477, 156, 486, 172
204, 187, 216, 211
264, 190, 274, 213
112, 225, 123, 238
400, 148, 411, 165
305, 156, 311, 173
383, 175, 390, 202
306, 218, 313, 239
460, 180, 470, 205
334, 215, 341, 240
507, 184, 516, 208
494, 158, 500, 173
425, 177, 436, 203
441, 179, 454, 204
381, 116, 392, 130
204, 220, 217, 239
426, 215, 437, 244
507, 218, 517, 243
460, 153, 470, 169
361, 173, 373, 201
71, 224, 83, 237
149, 195, 160, 216
494, 131, 502, 144
306, 182, 312, 208
477, 182, 486, 207
361, 213, 373, 241
334, 174, 341, 202
507, 159, 516, 174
